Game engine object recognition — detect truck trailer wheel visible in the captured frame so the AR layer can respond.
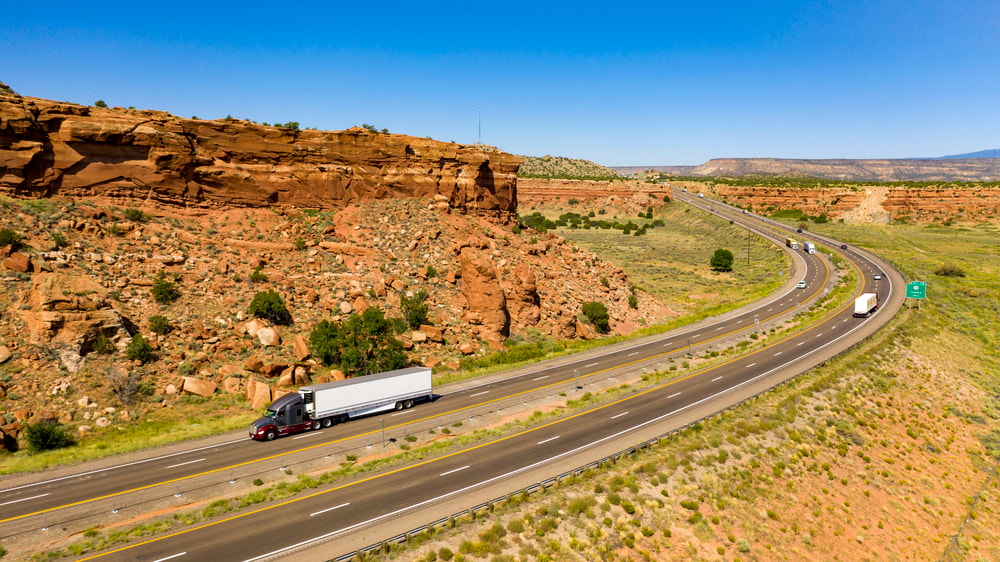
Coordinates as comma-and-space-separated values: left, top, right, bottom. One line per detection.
311, 420, 321, 430
265, 429, 276, 441
404, 400, 413, 409
395, 402, 403, 411
321, 418, 333, 428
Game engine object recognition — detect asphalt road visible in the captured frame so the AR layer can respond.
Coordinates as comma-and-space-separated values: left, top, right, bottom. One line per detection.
0, 191, 903, 561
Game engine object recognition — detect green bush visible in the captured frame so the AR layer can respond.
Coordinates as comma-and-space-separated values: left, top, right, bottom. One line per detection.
91, 333, 116, 355
247, 290, 293, 325
627, 294, 638, 309
0, 228, 22, 250
124, 208, 148, 222
400, 290, 430, 329
310, 307, 407, 375
710, 248, 734, 271
94, 100, 108, 108
581, 301, 610, 333
151, 272, 180, 305
249, 266, 268, 283
23, 421, 73, 451
125, 333, 154, 363
149, 315, 172, 334
934, 264, 965, 277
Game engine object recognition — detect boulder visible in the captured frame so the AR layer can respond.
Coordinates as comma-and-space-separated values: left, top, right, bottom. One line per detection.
505, 263, 541, 327
244, 355, 264, 373
292, 335, 310, 361
19, 273, 126, 353
256, 327, 280, 346
459, 247, 510, 342
1, 251, 31, 272
180, 376, 217, 397
0, 345, 11, 364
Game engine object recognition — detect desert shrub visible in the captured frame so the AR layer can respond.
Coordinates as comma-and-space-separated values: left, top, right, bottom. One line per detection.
50, 231, 68, 249
149, 314, 172, 334
151, 272, 180, 305
91, 333, 116, 355
23, 421, 73, 451
400, 289, 429, 329
249, 266, 267, 283
710, 248, 734, 271
310, 307, 407, 375
247, 290, 292, 325
124, 208, 148, 222
94, 100, 108, 108
628, 294, 638, 309
581, 301, 610, 333
0, 228, 22, 250
125, 333, 154, 363
934, 264, 966, 277
108, 367, 141, 405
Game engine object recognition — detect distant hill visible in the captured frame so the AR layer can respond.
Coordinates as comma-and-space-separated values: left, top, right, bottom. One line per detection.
518, 155, 620, 179
687, 158, 1000, 182
610, 165, 696, 177
935, 149, 1000, 159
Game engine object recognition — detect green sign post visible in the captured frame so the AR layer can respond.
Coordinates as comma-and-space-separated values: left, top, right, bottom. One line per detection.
906, 281, 927, 299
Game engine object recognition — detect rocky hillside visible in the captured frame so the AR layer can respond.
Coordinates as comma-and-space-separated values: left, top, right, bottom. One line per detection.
689, 157, 1000, 182
0, 87, 519, 217
517, 155, 620, 179
0, 88, 672, 453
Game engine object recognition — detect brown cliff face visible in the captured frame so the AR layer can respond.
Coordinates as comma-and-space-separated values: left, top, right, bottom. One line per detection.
0, 93, 520, 217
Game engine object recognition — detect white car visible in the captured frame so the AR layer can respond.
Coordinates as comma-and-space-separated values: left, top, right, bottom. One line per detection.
797, 281, 807, 289
873, 273, 882, 280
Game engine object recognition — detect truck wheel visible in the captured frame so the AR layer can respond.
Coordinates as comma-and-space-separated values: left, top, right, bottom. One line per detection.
265, 429, 276, 441
311, 420, 321, 430
404, 400, 413, 409
395, 402, 403, 411
322, 418, 333, 428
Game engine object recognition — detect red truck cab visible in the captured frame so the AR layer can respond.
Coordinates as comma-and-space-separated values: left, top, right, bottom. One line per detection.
249, 392, 318, 440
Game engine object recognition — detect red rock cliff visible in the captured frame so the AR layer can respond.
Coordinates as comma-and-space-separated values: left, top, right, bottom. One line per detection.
0, 92, 521, 216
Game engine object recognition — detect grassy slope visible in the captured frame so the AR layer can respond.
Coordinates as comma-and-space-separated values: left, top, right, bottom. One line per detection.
378, 222, 1000, 561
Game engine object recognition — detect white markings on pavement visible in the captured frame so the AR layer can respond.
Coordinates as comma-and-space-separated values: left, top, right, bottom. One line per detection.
293, 432, 323, 439
440, 465, 470, 477
311, 503, 350, 517
469, 391, 489, 397
532, 375, 549, 381
152, 553, 186, 562
711, 376, 723, 382
667, 392, 681, 399
746, 363, 757, 368
0, 493, 49, 507
165, 459, 205, 469
585, 362, 599, 367
611, 412, 629, 419
774, 351, 782, 356
537, 436, 560, 445
627, 352, 639, 357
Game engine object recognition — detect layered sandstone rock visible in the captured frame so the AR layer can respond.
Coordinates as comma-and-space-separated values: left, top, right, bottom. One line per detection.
0, 92, 520, 217
459, 247, 510, 343
19, 273, 127, 353
690, 157, 1000, 182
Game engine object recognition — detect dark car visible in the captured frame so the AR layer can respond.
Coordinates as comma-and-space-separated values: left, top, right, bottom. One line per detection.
796, 228, 803, 233
840, 244, 847, 249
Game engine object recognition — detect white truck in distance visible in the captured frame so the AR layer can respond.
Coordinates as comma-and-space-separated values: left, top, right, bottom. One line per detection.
803, 241, 816, 254
250, 366, 433, 440
853, 293, 879, 318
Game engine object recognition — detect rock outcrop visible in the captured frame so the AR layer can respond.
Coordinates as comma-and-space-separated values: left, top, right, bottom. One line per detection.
19, 273, 128, 353
0, 92, 521, 218
459, 247, 510, 343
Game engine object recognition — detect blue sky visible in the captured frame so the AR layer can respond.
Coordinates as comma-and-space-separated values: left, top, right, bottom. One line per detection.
3, 1, 998, 165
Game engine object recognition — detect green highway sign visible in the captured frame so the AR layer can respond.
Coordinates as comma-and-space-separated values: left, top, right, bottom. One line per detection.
906, 281, 927, 299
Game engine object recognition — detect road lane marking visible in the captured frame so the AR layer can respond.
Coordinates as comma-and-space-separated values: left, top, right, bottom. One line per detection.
585, 362, 599, 367
440, 465, 470, 477
746, 363, 756, 368
165, 459, 205, 469
293, 432, 323, 439
774, 351, 782, 356
0, 493, 49, 507
627, 352, 639, 357
152, 554, 186, 562
469, 391, 489, 397
667, 392, 681, 399
532, 375, 549, 381
798, 341, 805, 345
537, 436, 560, 445
310, 503, 350, 517
611, 412, 629, 419
711, 376, 722, 382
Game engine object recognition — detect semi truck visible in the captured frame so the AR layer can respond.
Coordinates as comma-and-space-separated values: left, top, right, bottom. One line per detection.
785, 238, 799, 250
853, 293, 879, 318
250, 366, 433, 441
803, 241, 816, 254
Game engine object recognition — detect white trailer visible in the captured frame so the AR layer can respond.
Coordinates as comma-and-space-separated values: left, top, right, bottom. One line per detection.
853, 293, 879, 317
304, 366, 432, 421
803, 241, 816, 254
250, 366, 433, 440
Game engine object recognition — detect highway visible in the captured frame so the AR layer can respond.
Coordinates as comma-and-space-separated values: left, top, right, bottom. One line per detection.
0, 189, 904, 561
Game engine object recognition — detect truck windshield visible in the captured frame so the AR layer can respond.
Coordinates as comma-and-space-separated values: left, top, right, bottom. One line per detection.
264, 409, 279, 419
